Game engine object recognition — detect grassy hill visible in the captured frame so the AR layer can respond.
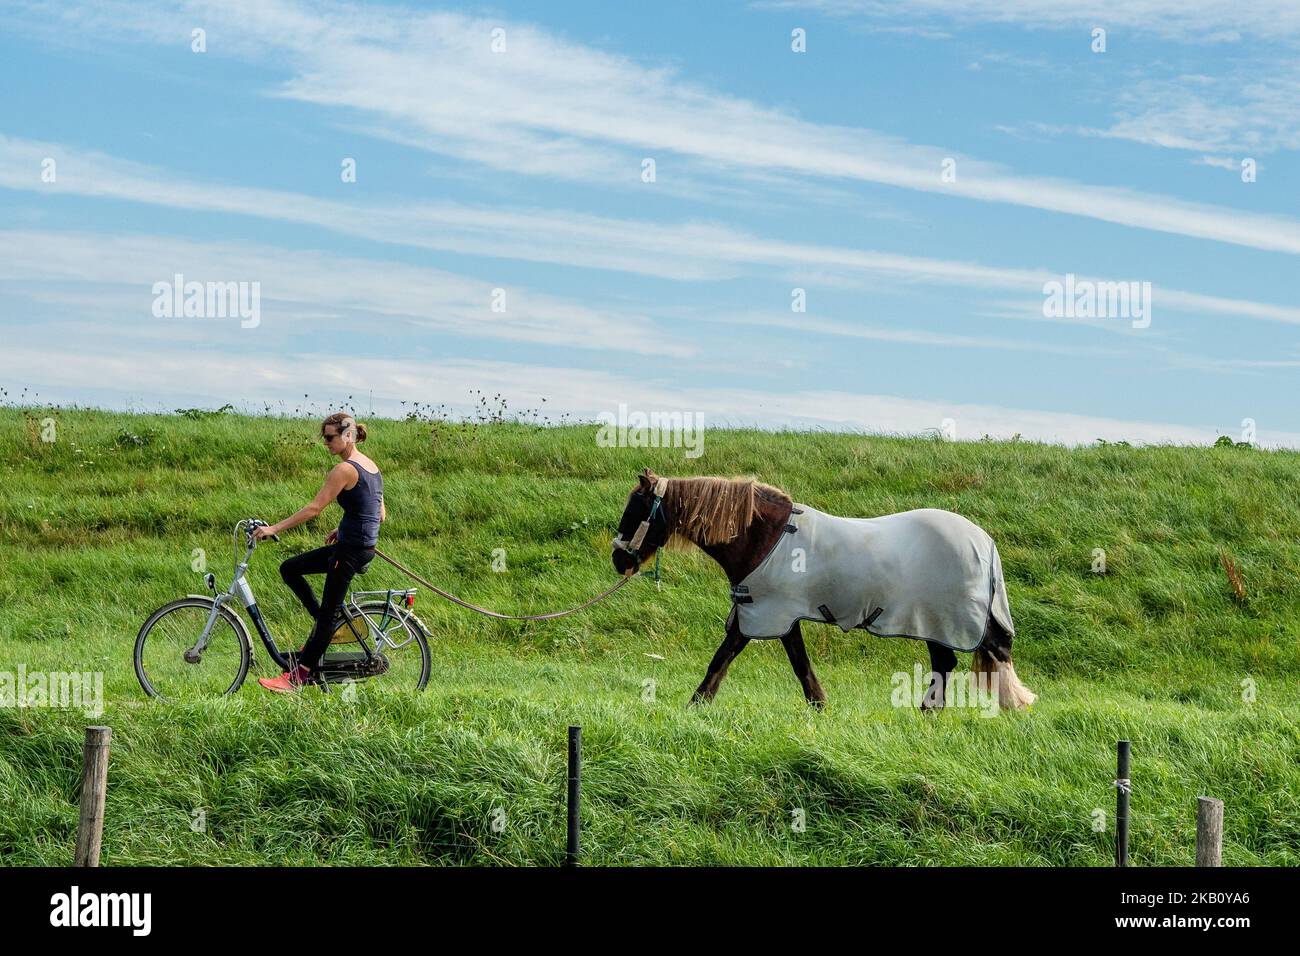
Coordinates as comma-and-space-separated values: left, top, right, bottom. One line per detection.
1, 404, 1297, 865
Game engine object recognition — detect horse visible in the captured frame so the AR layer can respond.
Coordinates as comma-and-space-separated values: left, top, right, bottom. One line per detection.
611, 468, 1036, 712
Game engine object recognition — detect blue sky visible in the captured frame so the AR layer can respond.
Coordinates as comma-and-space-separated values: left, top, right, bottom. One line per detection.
2, 0, 1299, 445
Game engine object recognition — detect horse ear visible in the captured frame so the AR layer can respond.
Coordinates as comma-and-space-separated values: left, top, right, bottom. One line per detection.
637, 470, 654, 490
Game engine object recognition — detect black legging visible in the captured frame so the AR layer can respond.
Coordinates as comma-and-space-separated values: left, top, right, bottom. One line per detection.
279, 543, 375, 670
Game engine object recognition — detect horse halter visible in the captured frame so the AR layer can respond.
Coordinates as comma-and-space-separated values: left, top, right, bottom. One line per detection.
613, 477, 669, 556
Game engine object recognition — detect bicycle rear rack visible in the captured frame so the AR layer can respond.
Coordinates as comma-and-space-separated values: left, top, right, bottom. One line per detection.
347, 589, 419, 650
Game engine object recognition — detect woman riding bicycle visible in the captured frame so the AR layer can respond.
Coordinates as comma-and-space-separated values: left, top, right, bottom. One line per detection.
253, 412, 385, 693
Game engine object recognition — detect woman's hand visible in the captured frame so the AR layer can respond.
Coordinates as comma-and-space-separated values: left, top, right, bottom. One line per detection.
324, 528, 338, 545
253, 524, 279, 542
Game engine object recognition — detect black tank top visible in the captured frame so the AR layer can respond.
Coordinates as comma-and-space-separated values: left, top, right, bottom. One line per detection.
336, 460, 383, 547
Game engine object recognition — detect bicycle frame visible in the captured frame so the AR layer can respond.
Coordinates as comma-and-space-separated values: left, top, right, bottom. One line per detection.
186, 531, 292, 670
186, 520, 418, 671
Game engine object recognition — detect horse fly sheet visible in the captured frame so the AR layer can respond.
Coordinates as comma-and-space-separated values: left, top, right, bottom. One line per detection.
727, 504, 1014, 651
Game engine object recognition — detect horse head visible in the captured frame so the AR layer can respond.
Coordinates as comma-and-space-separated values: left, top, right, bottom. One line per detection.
611, 468, 670, 575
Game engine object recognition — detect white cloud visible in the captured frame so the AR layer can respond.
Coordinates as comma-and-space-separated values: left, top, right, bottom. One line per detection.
1078, 67, 1300, 157
705, 311, 1133, 357
773, 2, 1300, 159
12, 1, 1300, 254
9, 343, 1299, 448
760, 1, 1300, 42
1193, 155, 1241, 171
0, 229, 693, 357
5, 136, 1300, 331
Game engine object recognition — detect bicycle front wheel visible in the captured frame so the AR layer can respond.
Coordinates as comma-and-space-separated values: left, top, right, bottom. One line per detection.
135, 597, 251, 700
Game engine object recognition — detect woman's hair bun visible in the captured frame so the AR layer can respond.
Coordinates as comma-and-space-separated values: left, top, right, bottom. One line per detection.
320, 411, 366, 443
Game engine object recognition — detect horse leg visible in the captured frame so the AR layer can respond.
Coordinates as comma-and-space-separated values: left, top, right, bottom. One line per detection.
780, 622, 827, 710
971, 615, 1037, 710
920, 641, 957, 712
690, 618, 750, 705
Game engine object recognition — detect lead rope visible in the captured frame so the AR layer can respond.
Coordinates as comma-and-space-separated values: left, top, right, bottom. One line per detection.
372, 547, 640, 621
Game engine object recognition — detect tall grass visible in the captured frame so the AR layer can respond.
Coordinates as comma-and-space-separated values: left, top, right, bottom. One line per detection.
1, 406, 1297, 865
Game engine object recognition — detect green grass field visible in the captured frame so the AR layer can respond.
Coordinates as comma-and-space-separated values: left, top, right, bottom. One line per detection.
1, 405, 1297, 865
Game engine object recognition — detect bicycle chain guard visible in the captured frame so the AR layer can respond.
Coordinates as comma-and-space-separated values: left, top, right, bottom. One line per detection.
315, 651, 391, 683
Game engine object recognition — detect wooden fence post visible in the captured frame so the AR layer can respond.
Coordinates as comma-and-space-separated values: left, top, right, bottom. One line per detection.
75, 725, 112, 867
1196, 796, 1223, 867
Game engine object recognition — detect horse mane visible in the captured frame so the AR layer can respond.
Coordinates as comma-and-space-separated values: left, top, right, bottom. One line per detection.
664, 476, 791, 547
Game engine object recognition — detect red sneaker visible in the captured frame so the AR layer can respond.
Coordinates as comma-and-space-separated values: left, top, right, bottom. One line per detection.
258, 664, 312, 694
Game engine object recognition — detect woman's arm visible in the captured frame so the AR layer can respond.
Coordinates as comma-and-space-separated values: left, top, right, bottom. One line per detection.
380, 494, 386, 523
255, 465, 351, 539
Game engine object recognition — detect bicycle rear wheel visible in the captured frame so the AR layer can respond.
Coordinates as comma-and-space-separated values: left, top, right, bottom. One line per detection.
320, 601, 431, 694
135, 598, 251, 700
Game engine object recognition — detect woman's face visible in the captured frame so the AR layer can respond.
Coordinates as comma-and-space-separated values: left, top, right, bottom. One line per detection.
322, 427, 348, 454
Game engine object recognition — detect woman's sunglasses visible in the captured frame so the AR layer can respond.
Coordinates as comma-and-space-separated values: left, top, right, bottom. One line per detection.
322, 432, 340, 443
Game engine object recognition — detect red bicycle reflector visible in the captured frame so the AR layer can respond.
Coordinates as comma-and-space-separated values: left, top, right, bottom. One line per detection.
405, 593, 415, 608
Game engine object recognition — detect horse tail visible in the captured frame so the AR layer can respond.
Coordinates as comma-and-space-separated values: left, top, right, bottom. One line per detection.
973, 614, 1037, 710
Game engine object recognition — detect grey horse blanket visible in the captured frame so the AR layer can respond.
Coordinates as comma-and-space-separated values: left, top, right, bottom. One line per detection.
727, 504, 1013, 651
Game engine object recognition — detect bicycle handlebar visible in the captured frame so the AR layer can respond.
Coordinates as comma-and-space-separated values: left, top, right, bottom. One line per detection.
230, 519, 278, 579
242, 518, 280, 544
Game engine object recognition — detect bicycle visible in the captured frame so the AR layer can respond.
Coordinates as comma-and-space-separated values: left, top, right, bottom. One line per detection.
135, 518, 432, 700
